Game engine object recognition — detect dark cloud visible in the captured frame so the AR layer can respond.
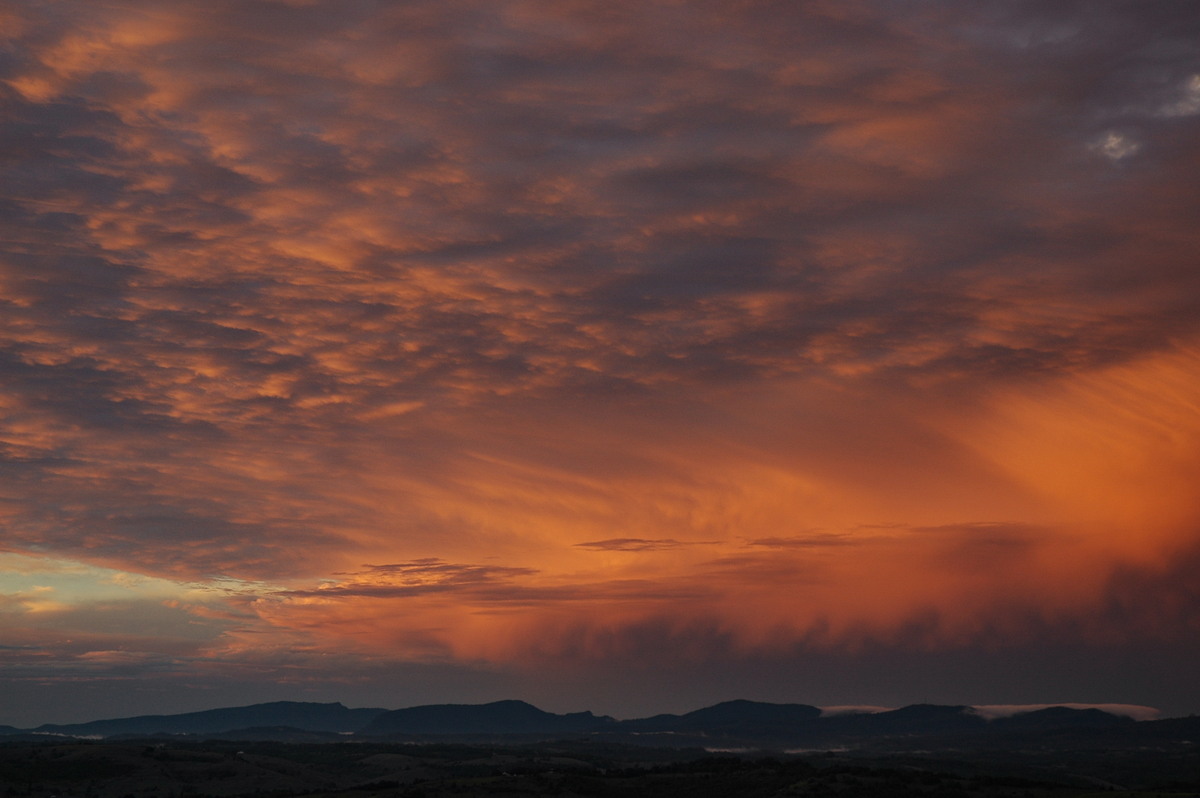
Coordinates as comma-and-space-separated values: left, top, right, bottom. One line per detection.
574, 538, 699, 552
1097, 542, 1200, 640
280, 558, 713, 604
749, 533, 857, 548
317, 559, 539, 594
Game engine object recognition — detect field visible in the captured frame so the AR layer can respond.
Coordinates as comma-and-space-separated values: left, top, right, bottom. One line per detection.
2, 738, 1198, 798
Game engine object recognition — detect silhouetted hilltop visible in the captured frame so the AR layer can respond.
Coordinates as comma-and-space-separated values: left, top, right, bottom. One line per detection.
1132, 714, 1200, 738
359, 699, 612, 736
29, 701, 385, 738
620, 699, 821, 734
990, 706, 1135, 732
818, 703, 984, 739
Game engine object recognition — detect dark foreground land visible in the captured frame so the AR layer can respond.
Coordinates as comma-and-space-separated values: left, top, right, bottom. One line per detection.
1, 738, 1198, 798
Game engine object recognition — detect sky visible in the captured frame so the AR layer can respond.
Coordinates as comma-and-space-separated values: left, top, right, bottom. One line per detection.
2, 0, 1199, 728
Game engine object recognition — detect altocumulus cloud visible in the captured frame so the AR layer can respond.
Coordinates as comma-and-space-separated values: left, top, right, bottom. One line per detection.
1, 0, 1200, 721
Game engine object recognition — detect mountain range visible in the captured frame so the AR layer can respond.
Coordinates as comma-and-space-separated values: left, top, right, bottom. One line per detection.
5, 699, 1196, 750
21, 701, 386, 739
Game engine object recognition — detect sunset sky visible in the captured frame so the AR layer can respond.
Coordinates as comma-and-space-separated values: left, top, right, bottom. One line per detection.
2, 0, 1200, 727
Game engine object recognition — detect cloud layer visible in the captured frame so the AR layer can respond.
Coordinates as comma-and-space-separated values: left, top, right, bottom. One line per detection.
2, 0, 1199, 723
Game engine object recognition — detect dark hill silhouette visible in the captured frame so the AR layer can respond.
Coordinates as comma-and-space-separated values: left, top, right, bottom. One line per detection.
620, 699, 821, 734
1130, 714, 1200, 740
360, 699, 612, 736
990, 706, 1135, 732
30, 701, 385, 738
822, 703, 985, 738
6, 699, 1178, 749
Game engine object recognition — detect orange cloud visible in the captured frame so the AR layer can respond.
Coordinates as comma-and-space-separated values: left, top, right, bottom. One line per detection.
2, 0, 1199, 720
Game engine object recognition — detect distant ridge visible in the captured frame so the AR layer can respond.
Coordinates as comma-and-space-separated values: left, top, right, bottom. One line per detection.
28, 701, 386, 738
360, 699, 612, 736
352, 700, 1166, 746
620, 699, 821, 734
818, 703, 985, 738
989, 706, 1135, 731
3, 700, 1193, 748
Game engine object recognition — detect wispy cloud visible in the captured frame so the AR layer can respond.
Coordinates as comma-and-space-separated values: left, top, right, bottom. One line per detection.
574, 538, 706, 552
748, 534, 857, 549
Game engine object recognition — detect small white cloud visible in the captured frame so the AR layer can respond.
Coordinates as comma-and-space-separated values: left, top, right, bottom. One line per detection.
819, 705, 893, 716
1090, 131, 1140, 160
